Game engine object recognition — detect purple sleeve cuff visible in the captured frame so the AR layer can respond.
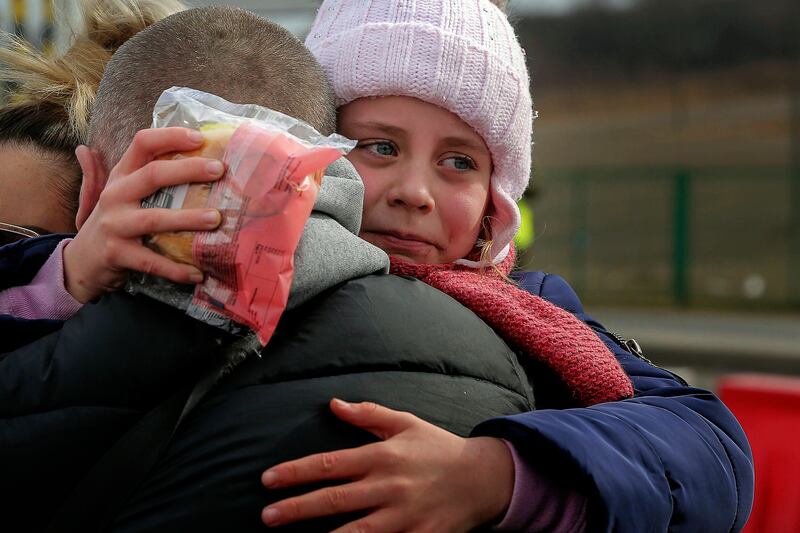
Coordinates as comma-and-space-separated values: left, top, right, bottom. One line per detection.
493, 439, 588, 533
0, 238, 83, 320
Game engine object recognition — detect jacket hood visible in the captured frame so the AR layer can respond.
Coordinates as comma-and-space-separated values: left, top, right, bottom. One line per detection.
288, 157, 389, 309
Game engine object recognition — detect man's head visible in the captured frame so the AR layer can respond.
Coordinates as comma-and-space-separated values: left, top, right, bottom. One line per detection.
87, 6, 336, 171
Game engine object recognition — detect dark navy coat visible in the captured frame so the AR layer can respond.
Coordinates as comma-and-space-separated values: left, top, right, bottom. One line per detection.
478, 271, 754, 532
0, 234, 72, 351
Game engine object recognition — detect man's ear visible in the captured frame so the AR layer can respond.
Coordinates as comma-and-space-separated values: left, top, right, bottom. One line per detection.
74, 145, 108, 230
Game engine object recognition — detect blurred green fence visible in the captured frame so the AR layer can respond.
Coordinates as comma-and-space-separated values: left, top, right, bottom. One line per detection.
521, 166, 800, 309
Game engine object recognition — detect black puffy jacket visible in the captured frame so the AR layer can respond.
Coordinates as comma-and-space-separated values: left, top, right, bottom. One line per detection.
1, 273, 535, 531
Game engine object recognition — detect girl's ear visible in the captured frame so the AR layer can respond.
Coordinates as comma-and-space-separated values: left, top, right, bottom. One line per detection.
74, 145, 108, 230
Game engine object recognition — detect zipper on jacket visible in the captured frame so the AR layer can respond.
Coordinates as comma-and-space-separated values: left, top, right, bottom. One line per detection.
607, 330, 652, 364
601, 328, 692, 387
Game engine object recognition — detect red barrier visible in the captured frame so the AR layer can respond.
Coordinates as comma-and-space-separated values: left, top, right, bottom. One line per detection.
719, 373, 800, 533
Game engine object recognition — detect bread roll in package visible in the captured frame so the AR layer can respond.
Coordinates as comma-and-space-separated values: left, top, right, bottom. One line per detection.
127, 87, 355, 345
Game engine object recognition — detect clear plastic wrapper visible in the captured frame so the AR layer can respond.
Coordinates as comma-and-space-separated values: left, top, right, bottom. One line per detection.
127, 87, 355, 345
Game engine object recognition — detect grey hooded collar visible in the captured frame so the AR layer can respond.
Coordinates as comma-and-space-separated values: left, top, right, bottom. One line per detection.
287, 157, 389, 309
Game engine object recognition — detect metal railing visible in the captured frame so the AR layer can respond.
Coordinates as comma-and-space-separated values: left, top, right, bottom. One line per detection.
519, 165, 800, 309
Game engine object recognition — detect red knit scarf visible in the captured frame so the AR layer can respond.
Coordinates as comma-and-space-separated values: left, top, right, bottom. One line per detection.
389, 249, 633, 406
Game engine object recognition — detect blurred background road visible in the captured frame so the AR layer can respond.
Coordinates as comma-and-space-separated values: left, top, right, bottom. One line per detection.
593, 306, 800, 389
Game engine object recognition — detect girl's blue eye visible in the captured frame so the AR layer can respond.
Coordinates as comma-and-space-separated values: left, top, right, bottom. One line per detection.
363, 141, 397, 157
441, 156, 476, 171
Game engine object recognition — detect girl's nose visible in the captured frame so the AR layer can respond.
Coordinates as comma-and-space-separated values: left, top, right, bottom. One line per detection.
386, 172, 434, 213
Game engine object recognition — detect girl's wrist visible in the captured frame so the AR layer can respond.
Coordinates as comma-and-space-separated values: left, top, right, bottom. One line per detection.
62, 240, 96, 303
469, 436, 515, 526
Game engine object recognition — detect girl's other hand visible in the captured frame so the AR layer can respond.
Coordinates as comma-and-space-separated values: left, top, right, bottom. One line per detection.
63, 128, 224, 303
260, 399, 514, 532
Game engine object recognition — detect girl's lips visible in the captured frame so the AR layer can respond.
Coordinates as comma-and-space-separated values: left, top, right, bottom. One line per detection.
364, 231, 437, 255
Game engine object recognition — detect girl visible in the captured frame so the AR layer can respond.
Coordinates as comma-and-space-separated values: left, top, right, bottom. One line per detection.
256, 1, 754, 532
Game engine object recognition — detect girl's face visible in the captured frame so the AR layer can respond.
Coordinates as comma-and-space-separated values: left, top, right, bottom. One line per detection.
339, 96, 492, 264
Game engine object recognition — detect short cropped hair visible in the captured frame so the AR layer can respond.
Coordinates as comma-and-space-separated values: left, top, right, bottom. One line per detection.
89, 6, 336, 168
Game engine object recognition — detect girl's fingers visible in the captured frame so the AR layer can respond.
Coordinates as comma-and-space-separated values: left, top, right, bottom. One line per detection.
329, 398, 417, 441
262, 445, 376, 488
112, 207, 221, 238
113, 127, 206, 177
261, 481, 383, 527
115, 244, 204, 284
115, 157, 224, 202
328, 509, 399, 533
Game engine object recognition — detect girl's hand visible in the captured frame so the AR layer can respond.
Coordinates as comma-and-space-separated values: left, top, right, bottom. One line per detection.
260, 399, 514, 532
63, 128, 224, 303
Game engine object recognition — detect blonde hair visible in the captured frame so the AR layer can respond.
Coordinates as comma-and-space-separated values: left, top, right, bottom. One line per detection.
477, 215, 514, 281
1, 0, 185, 143
0, 0, 185, 226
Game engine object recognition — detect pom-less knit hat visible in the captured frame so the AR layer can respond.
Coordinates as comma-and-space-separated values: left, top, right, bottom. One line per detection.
306, 0, 534, 266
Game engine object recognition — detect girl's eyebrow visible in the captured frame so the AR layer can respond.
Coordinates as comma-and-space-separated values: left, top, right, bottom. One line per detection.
350, 122, 486, 154
350, 121, 407, 138
440, 136, 487, 154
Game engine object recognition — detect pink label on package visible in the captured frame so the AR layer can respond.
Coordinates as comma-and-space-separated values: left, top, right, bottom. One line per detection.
188, 122, 341, 345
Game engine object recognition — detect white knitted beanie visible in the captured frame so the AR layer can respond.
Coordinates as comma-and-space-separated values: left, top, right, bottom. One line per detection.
306, 0, 533, 266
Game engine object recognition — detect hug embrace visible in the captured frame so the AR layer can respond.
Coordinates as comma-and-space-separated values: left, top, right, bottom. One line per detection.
0, 0, 753, 531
